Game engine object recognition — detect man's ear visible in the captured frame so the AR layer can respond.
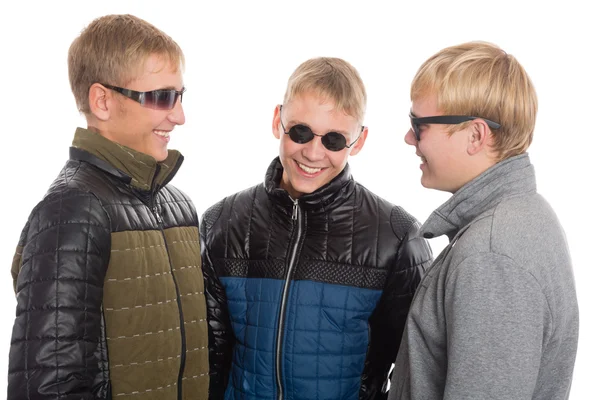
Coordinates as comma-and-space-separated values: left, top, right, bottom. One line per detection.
466, 119, 492, 156
349, 126, 369, 156
88, 83, 111, 121
272, 104, 282, 139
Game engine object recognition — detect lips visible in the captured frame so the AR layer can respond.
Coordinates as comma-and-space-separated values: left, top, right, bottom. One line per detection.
294, 160, 327, 177
153, 130, 171, 138
297, 162, 323, 174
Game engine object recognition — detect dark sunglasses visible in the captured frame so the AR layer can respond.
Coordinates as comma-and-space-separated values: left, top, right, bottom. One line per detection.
279, 105, 363, 152
102, 84, 185, 110
409, 112, 501, 141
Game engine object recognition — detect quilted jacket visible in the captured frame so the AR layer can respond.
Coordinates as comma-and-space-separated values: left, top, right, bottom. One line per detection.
8, 128, 210, 400
201, 157, 432, 400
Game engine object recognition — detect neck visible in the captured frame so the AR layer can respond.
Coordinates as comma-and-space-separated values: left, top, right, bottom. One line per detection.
280, 172, 302, 199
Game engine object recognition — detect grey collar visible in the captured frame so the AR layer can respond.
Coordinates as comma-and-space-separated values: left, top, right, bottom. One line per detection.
420, 153, 537, 240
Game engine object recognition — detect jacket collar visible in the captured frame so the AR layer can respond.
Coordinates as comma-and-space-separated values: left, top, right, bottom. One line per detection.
70, 127, 183, 191
420, 153, 537, 240
264, 157, 356, 212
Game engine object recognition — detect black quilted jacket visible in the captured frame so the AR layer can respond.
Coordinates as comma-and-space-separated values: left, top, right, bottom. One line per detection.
9, 128, 210, 399
201, 158, 433, 399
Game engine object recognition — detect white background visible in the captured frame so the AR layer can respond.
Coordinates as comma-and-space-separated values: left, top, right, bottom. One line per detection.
1, 1, 598, 398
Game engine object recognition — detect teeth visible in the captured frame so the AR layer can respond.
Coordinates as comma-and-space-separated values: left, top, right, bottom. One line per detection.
154, 130, 170, 138
298, 162, 322, 174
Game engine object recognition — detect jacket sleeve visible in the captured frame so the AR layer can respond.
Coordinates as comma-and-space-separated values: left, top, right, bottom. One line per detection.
8, 190, 111, 400
360, 214, 432, 400
200, 204, 234, 399
443, 253, 546, 399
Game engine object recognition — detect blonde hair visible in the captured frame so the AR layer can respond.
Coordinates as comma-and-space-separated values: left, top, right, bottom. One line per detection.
68, 14, 184, 113
284, 57, 367, 124
411, 41, 537, 160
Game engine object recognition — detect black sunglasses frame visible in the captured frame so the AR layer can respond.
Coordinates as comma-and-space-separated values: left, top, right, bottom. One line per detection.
102, 84, 186, 110
409, 112, 501, 141
279, 105, 363, 152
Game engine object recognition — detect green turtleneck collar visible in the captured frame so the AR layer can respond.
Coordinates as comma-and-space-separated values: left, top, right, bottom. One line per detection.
71, 127, 183, 191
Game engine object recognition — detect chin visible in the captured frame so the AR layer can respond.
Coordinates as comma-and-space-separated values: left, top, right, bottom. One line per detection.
153, 151, 169, 162
289, 180, 321, 197
421, 176, 439, 191
298, 181, 334, 196
290, 184, 313, 197
420, 175, 429, 188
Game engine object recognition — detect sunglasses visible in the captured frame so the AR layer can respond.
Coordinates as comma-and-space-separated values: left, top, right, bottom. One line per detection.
409, 112, 501, 141
102, 84, 185, 110
279, 105, 363, 152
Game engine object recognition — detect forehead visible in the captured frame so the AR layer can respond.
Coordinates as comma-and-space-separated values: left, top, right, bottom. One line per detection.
286, 93, 360, 132
128, 54, 183, 90
411, 93, 441, 117
287, 92, 357, 120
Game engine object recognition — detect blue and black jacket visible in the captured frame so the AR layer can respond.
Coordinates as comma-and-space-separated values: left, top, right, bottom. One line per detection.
201, 157, 431, 400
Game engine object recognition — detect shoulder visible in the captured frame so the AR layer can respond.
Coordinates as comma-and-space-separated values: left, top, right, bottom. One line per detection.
452, 192, 569, 276
354, 183, 420, 241
47, 159, 130, 205
19, 184, 111, 263
31, 159, 143, 232
161, 184, 197, 213
41, 162, 110, 221
485, 192, 567, 257
492, 192, 562, 233
201, 183, 264, 231
162, 184, 193, 202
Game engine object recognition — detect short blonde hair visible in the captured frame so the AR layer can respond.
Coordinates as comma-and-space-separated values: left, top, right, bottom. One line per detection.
68, 14, 184, 113
283, 57, 367, 124
411, 41, 537, 160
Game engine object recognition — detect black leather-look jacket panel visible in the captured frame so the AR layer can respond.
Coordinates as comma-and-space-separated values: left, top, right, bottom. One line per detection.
200, 199, 234, 399
9, 187, 112, 400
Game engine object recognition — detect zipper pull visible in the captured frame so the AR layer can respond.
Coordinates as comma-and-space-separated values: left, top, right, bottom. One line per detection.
292, 199, 299, 221
152, 206, 163, 224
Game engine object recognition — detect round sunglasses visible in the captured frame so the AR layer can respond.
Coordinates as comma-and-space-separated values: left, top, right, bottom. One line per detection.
102, 84, 185, 110
279, 105, 363, 152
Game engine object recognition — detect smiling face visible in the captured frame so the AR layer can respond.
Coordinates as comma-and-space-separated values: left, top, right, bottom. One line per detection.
405, 93, 476, 193
99, 54, 185, 161
272, 91, 367, 198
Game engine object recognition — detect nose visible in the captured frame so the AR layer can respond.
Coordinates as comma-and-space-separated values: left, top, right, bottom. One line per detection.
168, 98, 185, 125
302, 135, 326, 161
404, 128, 417, 146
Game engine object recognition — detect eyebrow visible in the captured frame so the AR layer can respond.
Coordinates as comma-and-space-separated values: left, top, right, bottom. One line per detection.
285, 119, 351, 136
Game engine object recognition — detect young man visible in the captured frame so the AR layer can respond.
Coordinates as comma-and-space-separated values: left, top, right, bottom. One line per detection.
8, 15, 210, 399
389, 42, 579, 399
201, 57, 432, 399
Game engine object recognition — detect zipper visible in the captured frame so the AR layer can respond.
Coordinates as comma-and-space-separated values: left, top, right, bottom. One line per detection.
152, 192, 186, 400
152, 206, 163, 224
275, 198, 302, 400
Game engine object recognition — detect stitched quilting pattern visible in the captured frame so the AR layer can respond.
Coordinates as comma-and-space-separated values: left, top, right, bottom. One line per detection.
222, 277, 382, 399
104, 229, 181, 397
9, 190, 111, 397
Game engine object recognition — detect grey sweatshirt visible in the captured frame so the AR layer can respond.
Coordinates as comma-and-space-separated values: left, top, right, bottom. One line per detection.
389, 154, 579, 400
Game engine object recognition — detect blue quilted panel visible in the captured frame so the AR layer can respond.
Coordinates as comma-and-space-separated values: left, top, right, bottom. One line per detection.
222, 277, 382, 399
223, 277, 282, 399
